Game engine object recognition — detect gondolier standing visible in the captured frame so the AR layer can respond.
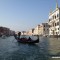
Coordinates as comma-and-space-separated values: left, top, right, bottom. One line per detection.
18, 32, 21, 38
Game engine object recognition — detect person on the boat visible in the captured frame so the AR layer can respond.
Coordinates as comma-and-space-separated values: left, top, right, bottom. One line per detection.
28, 37, 31, 41
18, 32, 21, 38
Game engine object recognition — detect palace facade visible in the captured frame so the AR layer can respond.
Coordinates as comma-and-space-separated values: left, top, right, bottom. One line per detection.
48, 2, 60, 35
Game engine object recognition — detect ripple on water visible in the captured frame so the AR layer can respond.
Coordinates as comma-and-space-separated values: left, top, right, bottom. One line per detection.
0, 36, 49, 60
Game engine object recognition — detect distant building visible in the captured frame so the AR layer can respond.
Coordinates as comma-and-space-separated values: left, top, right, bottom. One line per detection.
48, 2, 60, 35
21, 31, 27, 35
0, 26, 15, 36
42, 23, 49, 36
33, 23, 49, 36
33, 25, 40, 35
9, 30, 15, 36
0, 27, 3, 36
0, 27, 10, 35
26, 28, 34, 36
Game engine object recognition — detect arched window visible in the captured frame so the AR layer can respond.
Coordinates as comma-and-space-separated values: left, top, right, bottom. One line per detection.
58, 28, 59, 30
57, 14, 59, 17
57, 22, 59, 25
55, 15, 56, 19
49, 19, 51, 22
55, 23, 56, 26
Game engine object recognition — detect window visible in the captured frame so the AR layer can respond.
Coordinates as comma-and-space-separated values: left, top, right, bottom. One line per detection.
47, 29, 48, 30
58, 28, 59, 30
44, 29, 45, 31
57, 14, 59, 17
44, 25, 45, 27
56, 32, 57, 35
49, 19, 51, 22
58, 32, 59, 34
57, 22, 59, 25
55, 23, 56, 26
49, 25, 51, 27
55, 15, 56, 19
52, 22, 54, 26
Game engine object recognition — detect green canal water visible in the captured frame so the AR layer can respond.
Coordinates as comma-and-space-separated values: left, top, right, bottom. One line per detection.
0, 36, 60, 60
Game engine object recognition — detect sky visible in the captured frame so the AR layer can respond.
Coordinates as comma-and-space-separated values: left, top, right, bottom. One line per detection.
0, 0, 60, 32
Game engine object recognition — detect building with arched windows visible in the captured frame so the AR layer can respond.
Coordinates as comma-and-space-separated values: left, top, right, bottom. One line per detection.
48, 2, 60, 35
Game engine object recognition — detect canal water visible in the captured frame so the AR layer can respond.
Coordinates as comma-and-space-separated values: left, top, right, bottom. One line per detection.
0, 36, 53, 60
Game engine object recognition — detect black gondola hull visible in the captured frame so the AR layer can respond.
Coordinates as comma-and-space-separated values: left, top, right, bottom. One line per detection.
14, 35, 39, 44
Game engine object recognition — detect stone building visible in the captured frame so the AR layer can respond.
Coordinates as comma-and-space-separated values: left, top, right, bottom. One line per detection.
48, 2, 60, 35
33, 25, 41, 35
33, 23, 49, 36
26, 28, 34, 36
0, 26, 15, 36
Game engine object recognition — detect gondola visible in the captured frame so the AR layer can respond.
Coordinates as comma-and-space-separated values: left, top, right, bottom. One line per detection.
14, 34, 39, 44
